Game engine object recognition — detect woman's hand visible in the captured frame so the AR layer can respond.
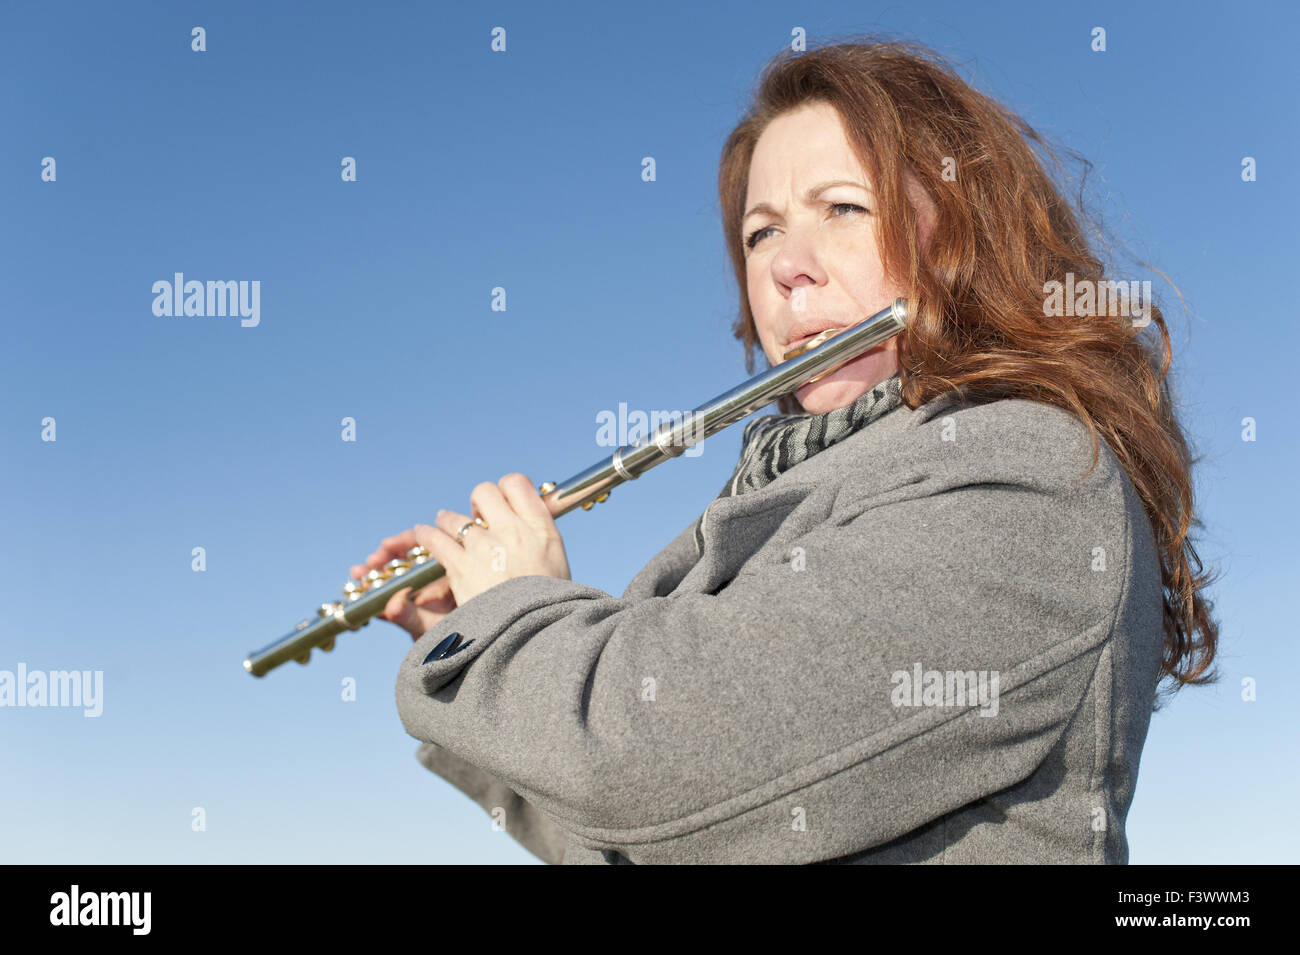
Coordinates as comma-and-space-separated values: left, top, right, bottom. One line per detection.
351, 527, 459, 641
353, 473, 571, 641
421, 473, 572, 606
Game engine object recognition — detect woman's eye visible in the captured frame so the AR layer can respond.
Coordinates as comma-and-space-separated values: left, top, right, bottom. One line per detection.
745, 203, 870, 251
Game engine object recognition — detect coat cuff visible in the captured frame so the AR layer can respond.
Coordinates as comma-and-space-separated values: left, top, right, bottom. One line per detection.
400, 574, 607, 695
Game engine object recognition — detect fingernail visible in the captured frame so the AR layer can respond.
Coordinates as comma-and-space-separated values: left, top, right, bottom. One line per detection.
435, 509, 445, 519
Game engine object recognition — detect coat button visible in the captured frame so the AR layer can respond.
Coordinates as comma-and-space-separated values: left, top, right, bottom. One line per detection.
422, 631, 472, 664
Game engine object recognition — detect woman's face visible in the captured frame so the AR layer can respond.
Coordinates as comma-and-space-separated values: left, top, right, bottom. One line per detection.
742, 100, 935, 413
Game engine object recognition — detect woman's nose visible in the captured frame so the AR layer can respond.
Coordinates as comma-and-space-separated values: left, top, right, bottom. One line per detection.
770, 235, 826, 293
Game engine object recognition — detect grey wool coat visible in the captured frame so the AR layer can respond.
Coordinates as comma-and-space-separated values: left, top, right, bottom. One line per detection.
394, 388, 1166, 864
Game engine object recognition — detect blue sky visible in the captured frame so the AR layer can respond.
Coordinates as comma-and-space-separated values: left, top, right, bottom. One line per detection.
1, 0, 1295, 864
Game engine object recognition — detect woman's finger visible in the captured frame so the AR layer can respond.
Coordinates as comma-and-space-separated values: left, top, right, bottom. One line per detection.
354, 529, 421, 579
413, 589, 456, 616
382, 587, 422, 635
375, 528, 421, 565
434, 508, 473, 543
497, 473, 554, 527
413, 522, 465, 575
410, 574, 452, 603
468, 480, 513, 530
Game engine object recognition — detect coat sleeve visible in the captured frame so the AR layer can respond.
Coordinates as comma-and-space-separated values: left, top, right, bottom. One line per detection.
411, 741, 569, 864
395, 464, 1131, 864
403, 515, 705, 864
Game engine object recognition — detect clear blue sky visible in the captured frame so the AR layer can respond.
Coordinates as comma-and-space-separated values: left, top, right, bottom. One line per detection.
1, 0, 1295, 864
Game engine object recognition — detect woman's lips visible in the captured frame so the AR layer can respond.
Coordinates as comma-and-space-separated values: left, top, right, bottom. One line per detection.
782, 326, 847, 360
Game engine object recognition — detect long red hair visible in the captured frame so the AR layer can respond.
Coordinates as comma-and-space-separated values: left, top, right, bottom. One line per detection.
718, 37, 1219, 698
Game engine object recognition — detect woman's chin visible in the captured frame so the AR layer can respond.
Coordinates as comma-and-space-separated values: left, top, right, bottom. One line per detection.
793, 350, 897, 414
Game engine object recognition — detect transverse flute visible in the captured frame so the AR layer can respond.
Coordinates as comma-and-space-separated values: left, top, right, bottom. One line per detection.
243, 297, 909, 677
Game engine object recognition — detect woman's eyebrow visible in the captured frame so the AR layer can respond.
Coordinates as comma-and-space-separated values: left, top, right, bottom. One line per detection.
742, 179, 873, 222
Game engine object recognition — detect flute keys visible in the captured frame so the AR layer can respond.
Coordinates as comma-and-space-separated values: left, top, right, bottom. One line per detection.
318, 599, 365, 632
407, 545, 430, 564
539, 481, 557, 494
342, 559, 409, 603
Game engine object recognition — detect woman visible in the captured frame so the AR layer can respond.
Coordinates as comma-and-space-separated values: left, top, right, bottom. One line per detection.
360, 39, 1219, 864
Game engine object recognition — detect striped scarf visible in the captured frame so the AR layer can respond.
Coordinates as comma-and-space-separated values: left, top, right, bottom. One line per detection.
693, 373, 904, 554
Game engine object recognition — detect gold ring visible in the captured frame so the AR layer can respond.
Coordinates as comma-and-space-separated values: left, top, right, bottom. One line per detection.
455, 516, 489, 543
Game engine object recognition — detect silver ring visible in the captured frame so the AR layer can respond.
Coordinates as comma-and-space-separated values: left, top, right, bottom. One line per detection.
455, 516, 489, 544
